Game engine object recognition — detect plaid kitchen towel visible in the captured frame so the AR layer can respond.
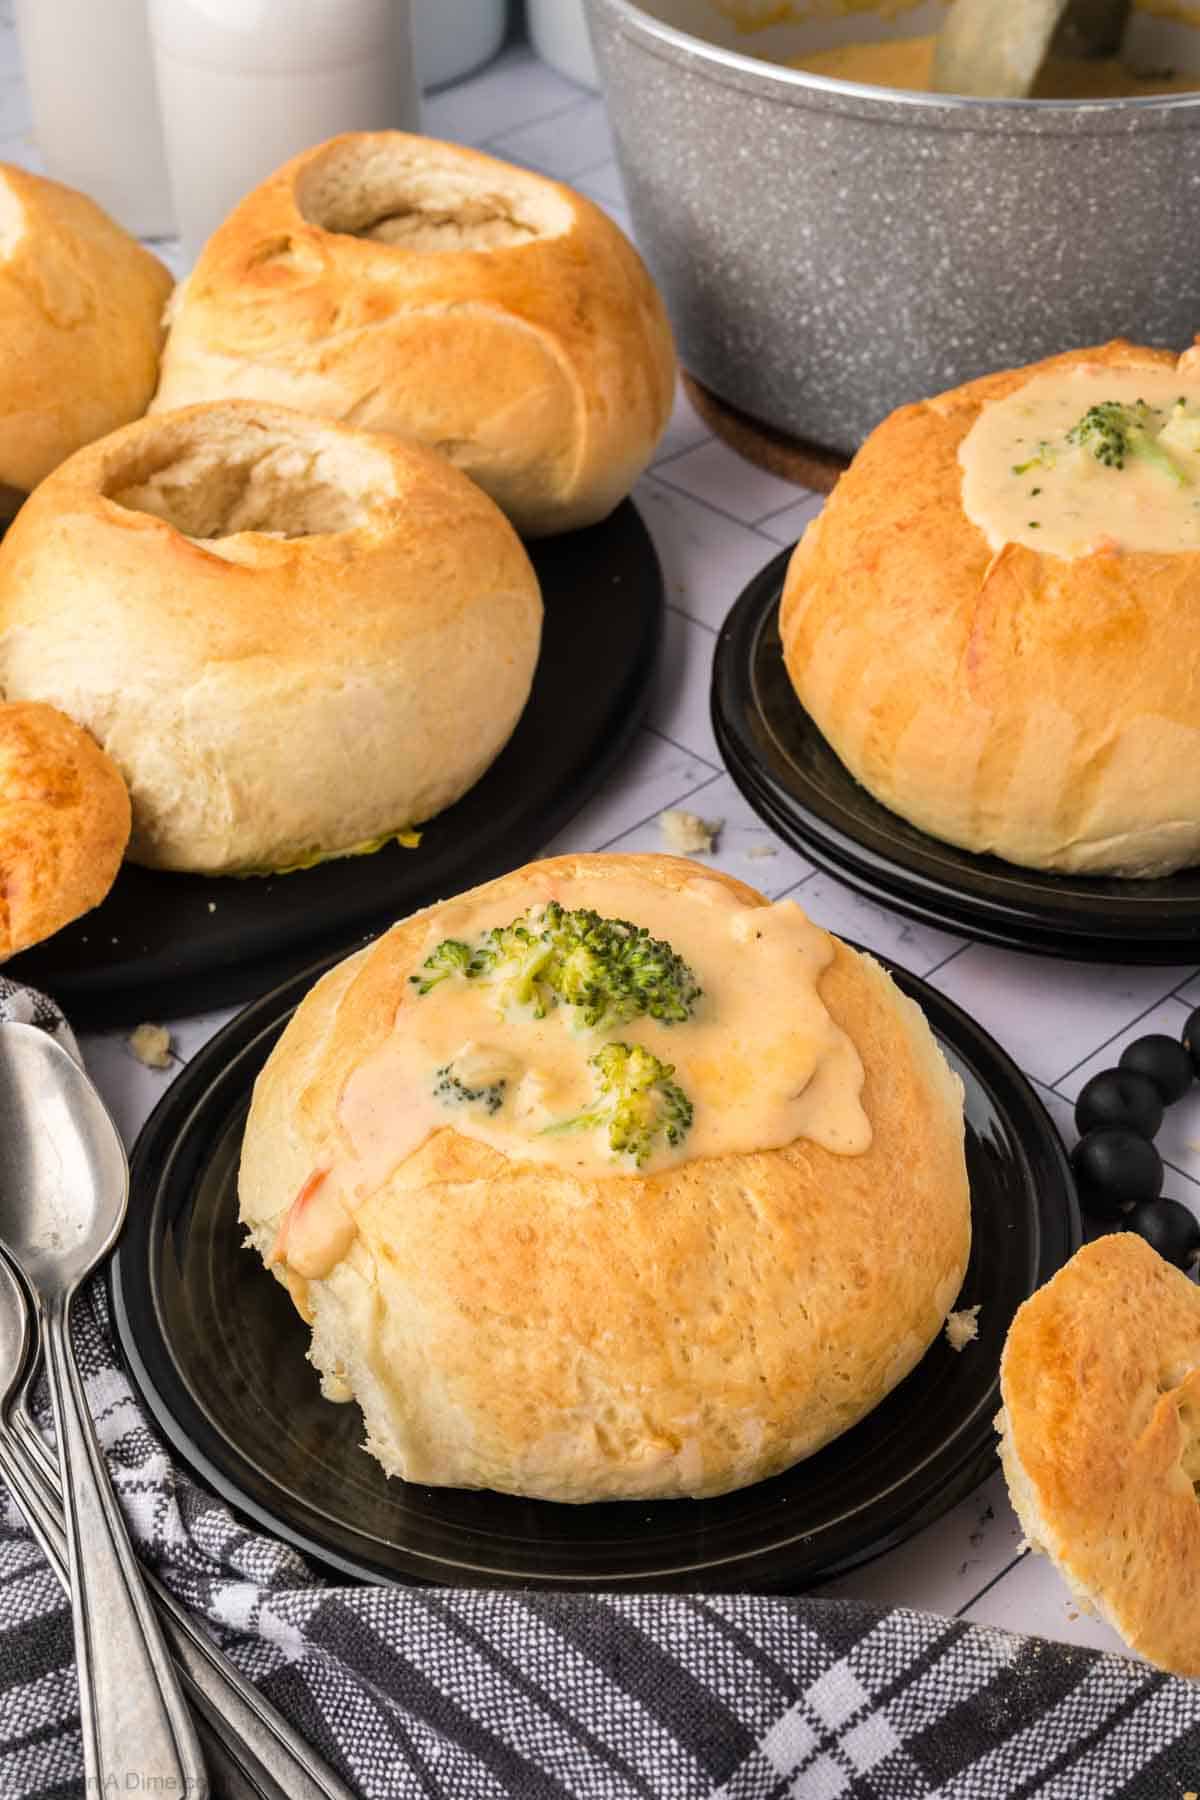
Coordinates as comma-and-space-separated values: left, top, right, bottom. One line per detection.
1, 984, 1199, 1800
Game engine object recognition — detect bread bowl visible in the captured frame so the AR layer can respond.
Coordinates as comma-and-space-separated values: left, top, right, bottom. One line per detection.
238, 852, 970, 1503
0, 162, 172, 505
0, 399, 542, 874
0, 700, 130, 958
997, 1233, 1200, 1676
780, 340, 1200, 878
152, 132, 677, 537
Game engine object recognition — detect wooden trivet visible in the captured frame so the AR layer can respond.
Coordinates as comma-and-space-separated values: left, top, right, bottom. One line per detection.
682, 372, 851, 495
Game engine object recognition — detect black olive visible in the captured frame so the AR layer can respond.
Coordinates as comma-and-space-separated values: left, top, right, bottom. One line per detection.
1074, 1068, 1163, 1140
1118, 1034, 1194, 1105
1184, 1006, 1200, 1078
1123, 1197, 1200, 1273
1070, 1128, 1163, 1220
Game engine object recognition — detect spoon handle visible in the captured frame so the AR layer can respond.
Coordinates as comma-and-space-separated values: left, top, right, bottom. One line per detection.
42, 1290, 207, 1793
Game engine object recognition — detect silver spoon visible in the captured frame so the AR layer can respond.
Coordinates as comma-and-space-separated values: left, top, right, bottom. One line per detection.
0, 1024, 206, 1792
0, 1242, 357, 1800
932, 0, 1132, 97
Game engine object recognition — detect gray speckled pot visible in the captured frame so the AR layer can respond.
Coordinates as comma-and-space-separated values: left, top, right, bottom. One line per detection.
587, 0, 1200, 454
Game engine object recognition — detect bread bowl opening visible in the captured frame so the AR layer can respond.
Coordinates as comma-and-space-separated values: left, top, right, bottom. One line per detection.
105, 414, 389, 539
295, 139, 572, 252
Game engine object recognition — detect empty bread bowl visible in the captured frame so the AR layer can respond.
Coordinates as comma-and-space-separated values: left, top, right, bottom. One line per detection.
0, 400, 542, 874
152, 132, 677, 537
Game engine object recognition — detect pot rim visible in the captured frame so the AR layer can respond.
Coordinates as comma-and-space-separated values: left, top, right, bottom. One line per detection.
588, 0, 1200, 124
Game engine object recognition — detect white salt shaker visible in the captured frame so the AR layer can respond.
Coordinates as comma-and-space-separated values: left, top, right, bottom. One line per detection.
14, 0, 175, 237
148, 0, 420, 268
528, 0, 600, 90
414, 0, 507, 91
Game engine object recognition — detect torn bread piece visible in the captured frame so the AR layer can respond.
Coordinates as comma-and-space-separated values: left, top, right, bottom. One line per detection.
998, 1234, 1200, 1674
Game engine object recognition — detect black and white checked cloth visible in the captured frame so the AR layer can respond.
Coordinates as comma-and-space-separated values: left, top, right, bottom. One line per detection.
2, 978, 1199, 1799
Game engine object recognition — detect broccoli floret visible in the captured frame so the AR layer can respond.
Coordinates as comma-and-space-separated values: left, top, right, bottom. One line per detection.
433, 1064, 507, 1116
412, 938, 475, 995
542, 1042, 693, 1166
411, 902, 701, 1029
539, 902, 700, 1028
469, 919, 560, 1018
1066, 399, 1187, 485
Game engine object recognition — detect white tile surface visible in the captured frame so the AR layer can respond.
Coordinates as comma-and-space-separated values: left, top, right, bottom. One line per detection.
960, 1545, 1132, 1664
488, 94, 615, 180
757, 491, 827, 547
537, 726, 716, 857
632, 475, 782, 632
646, 606, 724, 768
930, 945, 1197, 1088
599, 770, 816, 898
650, 382, 714, 469
795, 872, 968, 978
818, 1469, 1024, 1620
655, 438, 803, 524
8, 31, 1196, 1685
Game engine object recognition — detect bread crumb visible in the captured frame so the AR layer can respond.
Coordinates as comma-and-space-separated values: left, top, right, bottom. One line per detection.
128, 1023, 172, 1069
744, 843, 777, 860
945, 1304, 981, 1351
659, 808, 723, 854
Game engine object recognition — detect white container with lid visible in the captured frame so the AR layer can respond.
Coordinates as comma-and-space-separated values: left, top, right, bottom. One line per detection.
414, 0, 508, 91
14, 0, 175, 237
527, 0, 600, 89
148, 0, 420, 268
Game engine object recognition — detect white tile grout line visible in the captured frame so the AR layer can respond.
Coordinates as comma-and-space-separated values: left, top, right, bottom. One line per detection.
665, 601, 718, 638
648, 470, 809, 546
482, 91, 602, 146
953, 1546, 1032, 1620
591, 767, 729, 853
1049, 982, 1200, 1093
643, 723, 723, 774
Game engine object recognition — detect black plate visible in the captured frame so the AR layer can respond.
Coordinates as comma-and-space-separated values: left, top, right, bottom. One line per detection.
8, 503, 662, 1026
109, 951, 1079, 1593
712, 546, 1200, 963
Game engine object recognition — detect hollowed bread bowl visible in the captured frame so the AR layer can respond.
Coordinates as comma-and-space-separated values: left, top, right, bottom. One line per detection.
153, 132, 677, 537
781, 341, 1200, 878
0, 400, 542, 874
239, 852, 971, 1503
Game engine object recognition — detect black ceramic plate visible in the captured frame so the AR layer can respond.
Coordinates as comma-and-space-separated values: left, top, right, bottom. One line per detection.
712, 546, 1200, 963
110, 952, 1079, 1593
8, 503, 663, 1026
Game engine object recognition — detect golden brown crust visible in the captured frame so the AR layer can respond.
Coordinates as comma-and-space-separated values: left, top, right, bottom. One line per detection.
153, 133, 677, 537
780, 340, 1200, 877
0, 399, 542, 872
238, 853, 970, 1502
0, 164, 172, 495
998, 1234, 1200, 1676
0, 700, 129, 958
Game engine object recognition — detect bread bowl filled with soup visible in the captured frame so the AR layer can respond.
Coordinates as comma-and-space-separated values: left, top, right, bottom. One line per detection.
780, 339, 1200, 877
239, 853, 971, 1503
